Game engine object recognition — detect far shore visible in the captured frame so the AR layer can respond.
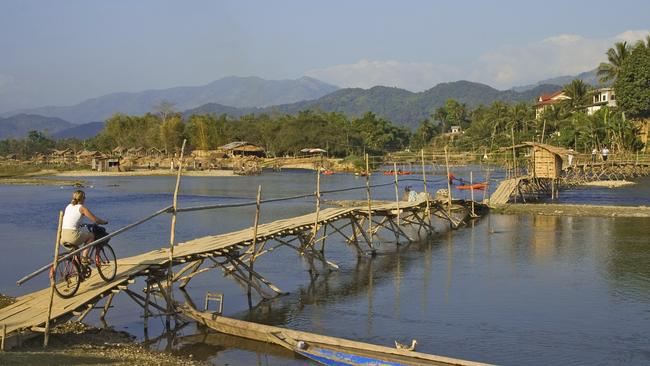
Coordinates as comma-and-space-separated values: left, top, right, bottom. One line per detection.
54, 168, 237, 177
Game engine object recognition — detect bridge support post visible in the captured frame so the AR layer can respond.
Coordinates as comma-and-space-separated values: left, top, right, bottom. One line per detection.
44, 211, 63, 348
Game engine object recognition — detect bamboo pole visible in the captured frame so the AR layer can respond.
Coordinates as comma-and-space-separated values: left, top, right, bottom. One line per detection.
44, 211, 64, 348
365, 154, 373, 246
2, 324, 5, 351
420, 149, 430, 219
249, 185, 262, 298
392, 162, 400, 229
511, 126, 517, 178
167, 139, 186, 323
483, 165, 490, 203
470, 171, 476, 217
444, 146, 452, 214
311, 168, 321, 244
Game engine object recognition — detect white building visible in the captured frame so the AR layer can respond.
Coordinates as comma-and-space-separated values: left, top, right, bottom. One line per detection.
587, 88, 616, 115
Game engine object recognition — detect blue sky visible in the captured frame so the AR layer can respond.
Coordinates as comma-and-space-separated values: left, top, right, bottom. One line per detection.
1, 0, 649, 112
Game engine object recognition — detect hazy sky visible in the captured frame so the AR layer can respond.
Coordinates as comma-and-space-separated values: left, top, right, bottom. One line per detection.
1, 0, 649, 113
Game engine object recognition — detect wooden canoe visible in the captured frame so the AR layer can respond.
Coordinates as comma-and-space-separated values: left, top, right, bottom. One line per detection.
178, 303, 493, 366
456, 183, 488, 191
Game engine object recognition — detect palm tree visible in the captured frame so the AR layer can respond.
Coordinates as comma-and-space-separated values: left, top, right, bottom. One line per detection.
597, 41, 631, 84
634, 35, 650, 51
563, 79, 591, 110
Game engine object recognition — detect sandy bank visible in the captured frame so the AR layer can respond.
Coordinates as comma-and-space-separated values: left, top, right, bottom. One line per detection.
493, 203, 650, 217
0, 177, 83, 186
54, 169, 236, 177
582, 180, 635, 188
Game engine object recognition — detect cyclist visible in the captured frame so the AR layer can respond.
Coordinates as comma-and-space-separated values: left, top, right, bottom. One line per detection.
61, 190, 108, 264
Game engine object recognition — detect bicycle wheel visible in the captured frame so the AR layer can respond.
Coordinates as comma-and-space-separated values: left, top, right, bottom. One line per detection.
53, 258, 81, 298
95, 244, 117, 281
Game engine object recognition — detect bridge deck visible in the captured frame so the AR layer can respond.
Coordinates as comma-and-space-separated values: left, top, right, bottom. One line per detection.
0, 199, 427, 340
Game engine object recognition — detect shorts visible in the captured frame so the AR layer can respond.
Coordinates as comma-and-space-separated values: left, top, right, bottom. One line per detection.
61, 229, 93, 248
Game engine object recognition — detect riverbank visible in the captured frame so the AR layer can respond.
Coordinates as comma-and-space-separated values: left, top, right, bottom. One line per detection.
0, 293, 204, 365
492, 203, 650, 217
55, 168, 236, 177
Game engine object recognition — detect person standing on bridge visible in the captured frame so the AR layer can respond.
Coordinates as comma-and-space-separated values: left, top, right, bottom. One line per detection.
61, 190, 108, 263
567, 149, 574, 167
591, 148, 598, 163
601, 147, 610, 162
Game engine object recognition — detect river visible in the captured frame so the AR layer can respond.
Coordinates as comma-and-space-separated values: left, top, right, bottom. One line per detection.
0, 168, 649, 365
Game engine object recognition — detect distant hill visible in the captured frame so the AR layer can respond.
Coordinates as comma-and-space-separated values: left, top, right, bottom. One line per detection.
188, 81, 561, 129
512, 69, 603, 92
182, 103, 261, 119
2, 76, 339, 124
0, 114, 73, 139
52, 122, 105, 139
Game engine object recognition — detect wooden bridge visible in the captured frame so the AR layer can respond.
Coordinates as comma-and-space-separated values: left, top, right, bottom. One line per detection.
562, 160, 650, 185
0, 194, 460, 350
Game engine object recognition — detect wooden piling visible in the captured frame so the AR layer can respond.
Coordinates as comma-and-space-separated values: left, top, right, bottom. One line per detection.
470, 171, 476, 217
444, 146, 452, 214
510, 126, 518, 178
392, 162, 400, 228
249, 185, 262, 298
365, 154, 373, 246
44, 210, 63, 348
311, 168, 321, 244
420, 149, 430, 219
167, 139, 187, 325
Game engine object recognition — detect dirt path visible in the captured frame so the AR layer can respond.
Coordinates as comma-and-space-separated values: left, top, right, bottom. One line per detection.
492, 203, 650, 217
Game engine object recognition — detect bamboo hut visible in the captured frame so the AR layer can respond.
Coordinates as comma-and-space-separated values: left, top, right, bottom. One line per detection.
127, 147, 146, 158
50, 148, 73, 164
112, 146, 127, 157
219, 142, 266, 158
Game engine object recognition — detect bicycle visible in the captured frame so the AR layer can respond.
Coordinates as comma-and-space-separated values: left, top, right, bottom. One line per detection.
51, 224, 117, 298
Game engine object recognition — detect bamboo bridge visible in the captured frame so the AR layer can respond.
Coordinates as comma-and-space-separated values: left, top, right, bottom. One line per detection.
0, 153, 477, 351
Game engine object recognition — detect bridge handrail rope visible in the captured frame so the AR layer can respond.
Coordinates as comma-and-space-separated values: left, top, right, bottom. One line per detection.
16, 178, 426, 286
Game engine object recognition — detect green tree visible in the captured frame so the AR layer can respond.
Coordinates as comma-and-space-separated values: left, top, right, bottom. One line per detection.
160, 115, 185, 152
615, 42, 650, 119
562, 79, 591, 110
597, 41, 631, 84
410, 119, 437, 150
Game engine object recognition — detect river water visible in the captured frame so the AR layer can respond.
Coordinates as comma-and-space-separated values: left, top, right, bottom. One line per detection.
0, 168, 649, 365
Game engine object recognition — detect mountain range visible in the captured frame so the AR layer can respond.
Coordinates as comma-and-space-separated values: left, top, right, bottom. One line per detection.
1, 71, 598, 139
186, 81, 562, 129
1, 76, 339, 124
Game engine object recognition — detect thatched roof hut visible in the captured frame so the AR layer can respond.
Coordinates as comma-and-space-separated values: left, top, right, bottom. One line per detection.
112, 146, 127, 156
219, 141, 266, 158
300, 148, 327, 156
508, 142, 571, 179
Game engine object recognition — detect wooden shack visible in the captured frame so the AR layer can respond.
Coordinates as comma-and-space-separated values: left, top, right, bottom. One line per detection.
219, 141, 266, 158
50, 148, 73, 164
93, 157, 121, 172
511, 142, 567, 179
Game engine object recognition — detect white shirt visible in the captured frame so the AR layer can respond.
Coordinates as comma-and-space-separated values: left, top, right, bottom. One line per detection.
62, 204, 84, 230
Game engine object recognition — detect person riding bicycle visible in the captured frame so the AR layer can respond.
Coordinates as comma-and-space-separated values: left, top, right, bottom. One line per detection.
61, 190, 108, 264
